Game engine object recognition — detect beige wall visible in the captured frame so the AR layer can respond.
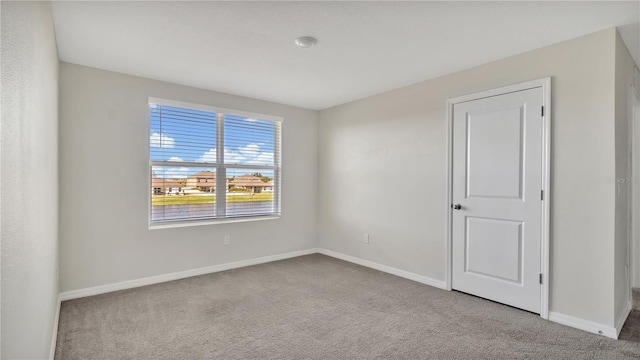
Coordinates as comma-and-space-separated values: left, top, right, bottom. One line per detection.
614, 30, 637, 328
59, 63, 318, 292
1, 1, 60, 358
319, 29, 618, 326
7, 11, 634, 353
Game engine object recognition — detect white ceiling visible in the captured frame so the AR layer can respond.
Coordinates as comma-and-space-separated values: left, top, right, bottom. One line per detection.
51, 1, 640, 110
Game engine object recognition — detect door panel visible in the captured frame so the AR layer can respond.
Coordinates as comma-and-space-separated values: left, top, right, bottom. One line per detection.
465, 217, 522, 283
452, 87, 542, 314
467, 106, 523, 199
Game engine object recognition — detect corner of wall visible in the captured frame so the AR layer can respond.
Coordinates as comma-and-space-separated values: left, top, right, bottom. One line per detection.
1, 1, 61, 358
613, 24, 637, 330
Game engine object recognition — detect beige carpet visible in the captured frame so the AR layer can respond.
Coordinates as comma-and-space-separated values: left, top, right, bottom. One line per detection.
55, 254, 640, 359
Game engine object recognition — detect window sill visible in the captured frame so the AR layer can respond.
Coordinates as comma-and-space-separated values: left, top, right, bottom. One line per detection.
149, 215, 280, 230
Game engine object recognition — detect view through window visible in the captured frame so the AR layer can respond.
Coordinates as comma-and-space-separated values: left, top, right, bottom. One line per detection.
149, 99, 281, 224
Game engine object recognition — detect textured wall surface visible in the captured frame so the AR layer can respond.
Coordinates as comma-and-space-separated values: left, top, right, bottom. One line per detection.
1, 1, 60, 358
319, 29, 618, 327
59, 63, 318, 292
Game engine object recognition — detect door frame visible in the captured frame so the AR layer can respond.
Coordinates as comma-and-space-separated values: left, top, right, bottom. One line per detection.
445, 78, 551, 319
631, 81, 640, 289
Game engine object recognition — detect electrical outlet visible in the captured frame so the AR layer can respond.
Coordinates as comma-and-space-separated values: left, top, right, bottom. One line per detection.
224, 235, 231, 246
363, 233, 369, 244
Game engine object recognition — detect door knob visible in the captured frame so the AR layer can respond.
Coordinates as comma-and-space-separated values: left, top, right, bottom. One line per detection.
451, 204, 462, 210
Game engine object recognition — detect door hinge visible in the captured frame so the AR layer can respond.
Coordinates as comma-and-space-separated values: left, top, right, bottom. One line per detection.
541, 106, 544, 117
540, 190, 544, 201
539, 273, 543, 284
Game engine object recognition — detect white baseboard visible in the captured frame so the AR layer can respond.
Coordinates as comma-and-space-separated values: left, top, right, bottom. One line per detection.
53, 246, 631, 346
57, 247, 444, 301
49, 295, 61, 360
59, 249, 317, 301
317, 247, 627, 341
615, 301, 632, 337
317, 248, 447, 290
549, 311, 618, 339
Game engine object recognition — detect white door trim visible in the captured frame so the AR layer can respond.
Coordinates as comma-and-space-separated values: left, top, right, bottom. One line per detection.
445, 77, 551, 319
631, 82, 640, 288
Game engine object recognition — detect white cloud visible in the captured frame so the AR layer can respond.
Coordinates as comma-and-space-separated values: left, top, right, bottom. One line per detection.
198, 148, 217, 163
154, 167, 189, 178
239, 143, 260, 157
197, 144, 273, 166
244, 152, 274, 166
168, 157, 183, 162
150, 133, 175, 148
199, 147, 247, 164
245, 118, 258, 122
150, 103, 158, 109
224, 147, 246, 164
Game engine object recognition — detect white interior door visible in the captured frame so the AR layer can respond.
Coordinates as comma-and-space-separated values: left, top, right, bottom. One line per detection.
451, 87, 543, 314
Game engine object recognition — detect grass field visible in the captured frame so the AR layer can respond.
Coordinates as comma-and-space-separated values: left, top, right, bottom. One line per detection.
152, 193, 273, 205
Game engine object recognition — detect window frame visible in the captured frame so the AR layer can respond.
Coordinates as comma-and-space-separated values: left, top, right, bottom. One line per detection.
148, 97, 282, 228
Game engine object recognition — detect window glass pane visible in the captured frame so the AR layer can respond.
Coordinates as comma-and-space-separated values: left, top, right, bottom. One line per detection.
151, 166, 216, 222
150, 104, 217, 163
226, 168, 276, 217
149, 100, 281, 225
223, 114, 275, 166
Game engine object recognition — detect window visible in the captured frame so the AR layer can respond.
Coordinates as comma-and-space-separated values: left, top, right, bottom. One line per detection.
149, 98, 281, 225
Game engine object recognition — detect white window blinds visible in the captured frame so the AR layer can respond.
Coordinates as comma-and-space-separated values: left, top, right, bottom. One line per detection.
149, 99, 281, 224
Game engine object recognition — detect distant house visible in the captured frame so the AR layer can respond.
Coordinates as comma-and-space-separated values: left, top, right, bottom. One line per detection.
186, 171, 216, 192
229, 174, 274, 193
152, 172, 273, 195
151, 178, 185, 195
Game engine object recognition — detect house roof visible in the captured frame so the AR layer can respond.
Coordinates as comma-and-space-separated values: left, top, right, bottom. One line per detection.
187, 171, 215, 179
151, 178, 184, 188
153, 173, 273, 188
231, 174, 273, 187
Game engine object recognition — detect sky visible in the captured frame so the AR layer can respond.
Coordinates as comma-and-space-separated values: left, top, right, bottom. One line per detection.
150, 103, 277, 179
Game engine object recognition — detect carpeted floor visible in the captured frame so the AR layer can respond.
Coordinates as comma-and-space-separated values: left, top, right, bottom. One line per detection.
55, 254, 640, 359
